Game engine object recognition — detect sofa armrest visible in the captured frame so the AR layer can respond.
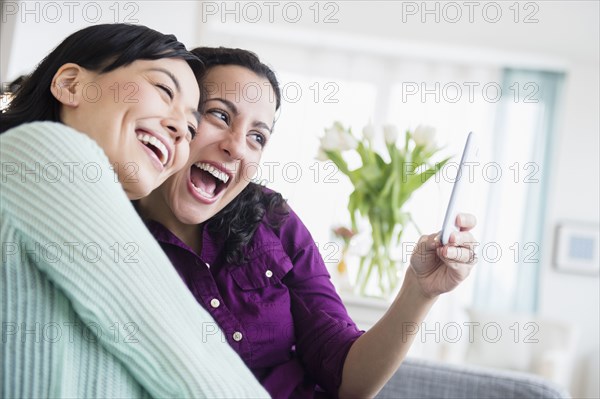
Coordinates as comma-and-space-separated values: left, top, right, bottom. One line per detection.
376, 357, 571, 399
534, 349, 573, 387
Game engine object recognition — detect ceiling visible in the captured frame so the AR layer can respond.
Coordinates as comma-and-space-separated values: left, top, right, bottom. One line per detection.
260, 1, 599, 64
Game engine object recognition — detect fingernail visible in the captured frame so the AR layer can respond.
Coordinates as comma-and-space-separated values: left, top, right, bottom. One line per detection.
447, 247, 457, 258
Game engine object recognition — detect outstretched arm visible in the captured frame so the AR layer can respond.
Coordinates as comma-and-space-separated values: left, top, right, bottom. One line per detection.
339, 214, 477, 398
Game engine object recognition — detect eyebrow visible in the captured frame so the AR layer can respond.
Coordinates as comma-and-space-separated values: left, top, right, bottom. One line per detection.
208, 97, 273, 133
148, 67, 201, 125
148, 67, 181, 91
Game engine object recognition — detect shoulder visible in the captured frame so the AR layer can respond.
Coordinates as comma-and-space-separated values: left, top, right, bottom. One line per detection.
1, 121, 106, 160
4, 121, 79, 139
1, 121, 121, 206
254, 188, 315, 255
278, 205, 317, 256
259, 185, 277, 196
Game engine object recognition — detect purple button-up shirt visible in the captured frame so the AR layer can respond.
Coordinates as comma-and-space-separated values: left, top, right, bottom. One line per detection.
146, 205, 364, 398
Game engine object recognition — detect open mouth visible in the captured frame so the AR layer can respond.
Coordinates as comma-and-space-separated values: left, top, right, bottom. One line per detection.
190, 162, 231, 198
137, 132, 169, 166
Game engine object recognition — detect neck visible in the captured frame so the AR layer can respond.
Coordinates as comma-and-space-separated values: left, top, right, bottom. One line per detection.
173, 223, 203, 255
137, 195, 203, 255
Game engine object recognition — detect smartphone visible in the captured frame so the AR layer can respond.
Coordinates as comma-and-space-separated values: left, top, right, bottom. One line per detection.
440, 132, 477, 245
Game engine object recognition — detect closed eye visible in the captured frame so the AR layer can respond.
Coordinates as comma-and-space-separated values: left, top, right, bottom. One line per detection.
156, 83, 174, 100
188, 125, 198, 140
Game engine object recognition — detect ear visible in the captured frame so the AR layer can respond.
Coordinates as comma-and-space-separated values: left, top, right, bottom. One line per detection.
50, 63, 86, 107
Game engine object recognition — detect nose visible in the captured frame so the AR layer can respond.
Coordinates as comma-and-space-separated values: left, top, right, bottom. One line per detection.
161, 113, 187, 144
220, 129, 246, 160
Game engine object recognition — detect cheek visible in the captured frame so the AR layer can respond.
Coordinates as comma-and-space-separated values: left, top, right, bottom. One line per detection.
240, 153, 263, 180
190, 126, 217, 148
230, 177, 251, 199
129, 83, 155, 105
158, 174, 185, 212
128, 87, 167, 117
163, 166, 187, 196
173, 143, 190, 171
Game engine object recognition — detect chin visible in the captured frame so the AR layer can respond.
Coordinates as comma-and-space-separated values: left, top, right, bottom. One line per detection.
127, 188, 152, 201
124, 179, 157, 200
125, 190, 147, 201
190, 212, 213, 225
178, 205, 216, 226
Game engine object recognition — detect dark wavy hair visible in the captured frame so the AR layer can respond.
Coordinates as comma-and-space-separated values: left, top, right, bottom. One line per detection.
0, 24, 202, 133
191, 47, 289, 264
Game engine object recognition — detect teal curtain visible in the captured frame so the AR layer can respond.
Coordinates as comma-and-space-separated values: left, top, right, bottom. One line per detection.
473, 69, 565, 313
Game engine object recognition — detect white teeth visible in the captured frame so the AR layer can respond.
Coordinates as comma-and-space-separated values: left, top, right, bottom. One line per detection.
137, 133, 168, 165
191, 182, 216, 198
194, 162, 230, 184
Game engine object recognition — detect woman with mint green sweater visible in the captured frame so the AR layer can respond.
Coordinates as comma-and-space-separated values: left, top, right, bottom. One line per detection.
0, 24, 268, 398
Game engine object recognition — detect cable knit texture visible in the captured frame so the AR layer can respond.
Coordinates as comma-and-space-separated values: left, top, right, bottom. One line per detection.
1, 121, 269, 398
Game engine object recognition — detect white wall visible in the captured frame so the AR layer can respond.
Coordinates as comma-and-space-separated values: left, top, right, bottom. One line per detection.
538, 61, 600, 398
1, 1, 200, 82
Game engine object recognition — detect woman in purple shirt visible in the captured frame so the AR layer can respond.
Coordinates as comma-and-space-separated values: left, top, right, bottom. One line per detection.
138, 47, 478, 398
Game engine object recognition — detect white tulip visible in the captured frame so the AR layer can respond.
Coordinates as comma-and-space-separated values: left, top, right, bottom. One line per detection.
320, 122, 358, 152
339, 132, 358, 151
413, 125, 436, 150
383, 124, 399, 145
320, 123, 344, 151
315, 147, 329, 161
362, 123, 376, 141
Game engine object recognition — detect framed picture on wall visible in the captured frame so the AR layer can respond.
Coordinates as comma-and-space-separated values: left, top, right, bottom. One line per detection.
554, 223, 600, 275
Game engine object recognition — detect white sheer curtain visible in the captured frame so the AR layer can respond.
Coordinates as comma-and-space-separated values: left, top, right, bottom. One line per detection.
473, 69, 564, 313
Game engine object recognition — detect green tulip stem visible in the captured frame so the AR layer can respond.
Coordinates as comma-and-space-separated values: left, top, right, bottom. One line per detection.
322, 123, 446, 297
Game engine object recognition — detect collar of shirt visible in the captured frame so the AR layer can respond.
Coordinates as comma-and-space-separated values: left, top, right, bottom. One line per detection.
145, 219, 224, 265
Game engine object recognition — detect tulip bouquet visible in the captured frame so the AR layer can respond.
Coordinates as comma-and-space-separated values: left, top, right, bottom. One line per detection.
318, 122, 450, 296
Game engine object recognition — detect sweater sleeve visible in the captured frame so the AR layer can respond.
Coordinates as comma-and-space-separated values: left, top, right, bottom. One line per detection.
0, 122, 269, 398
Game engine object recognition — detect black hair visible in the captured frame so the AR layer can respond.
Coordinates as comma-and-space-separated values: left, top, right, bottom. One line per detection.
191, 47, 281, 111
0, 23, 202, 133
191, 47, 288, 264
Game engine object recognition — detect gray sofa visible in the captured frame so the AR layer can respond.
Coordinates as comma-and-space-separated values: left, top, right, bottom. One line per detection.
376, 357, 571, 398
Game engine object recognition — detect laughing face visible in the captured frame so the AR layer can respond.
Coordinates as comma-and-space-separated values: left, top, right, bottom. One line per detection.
55, 58, 200, 199
139, 65, 277, 234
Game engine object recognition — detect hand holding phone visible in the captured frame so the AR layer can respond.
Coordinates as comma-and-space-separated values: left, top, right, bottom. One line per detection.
440, 132, 477, 245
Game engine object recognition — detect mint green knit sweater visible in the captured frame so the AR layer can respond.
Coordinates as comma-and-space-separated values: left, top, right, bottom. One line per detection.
1, 122, 269, 398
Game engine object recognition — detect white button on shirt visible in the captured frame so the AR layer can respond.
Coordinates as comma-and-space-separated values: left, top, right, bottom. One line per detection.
233, 331, 243, 342
265, 270, 273, 278
210, 298, 220, 308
